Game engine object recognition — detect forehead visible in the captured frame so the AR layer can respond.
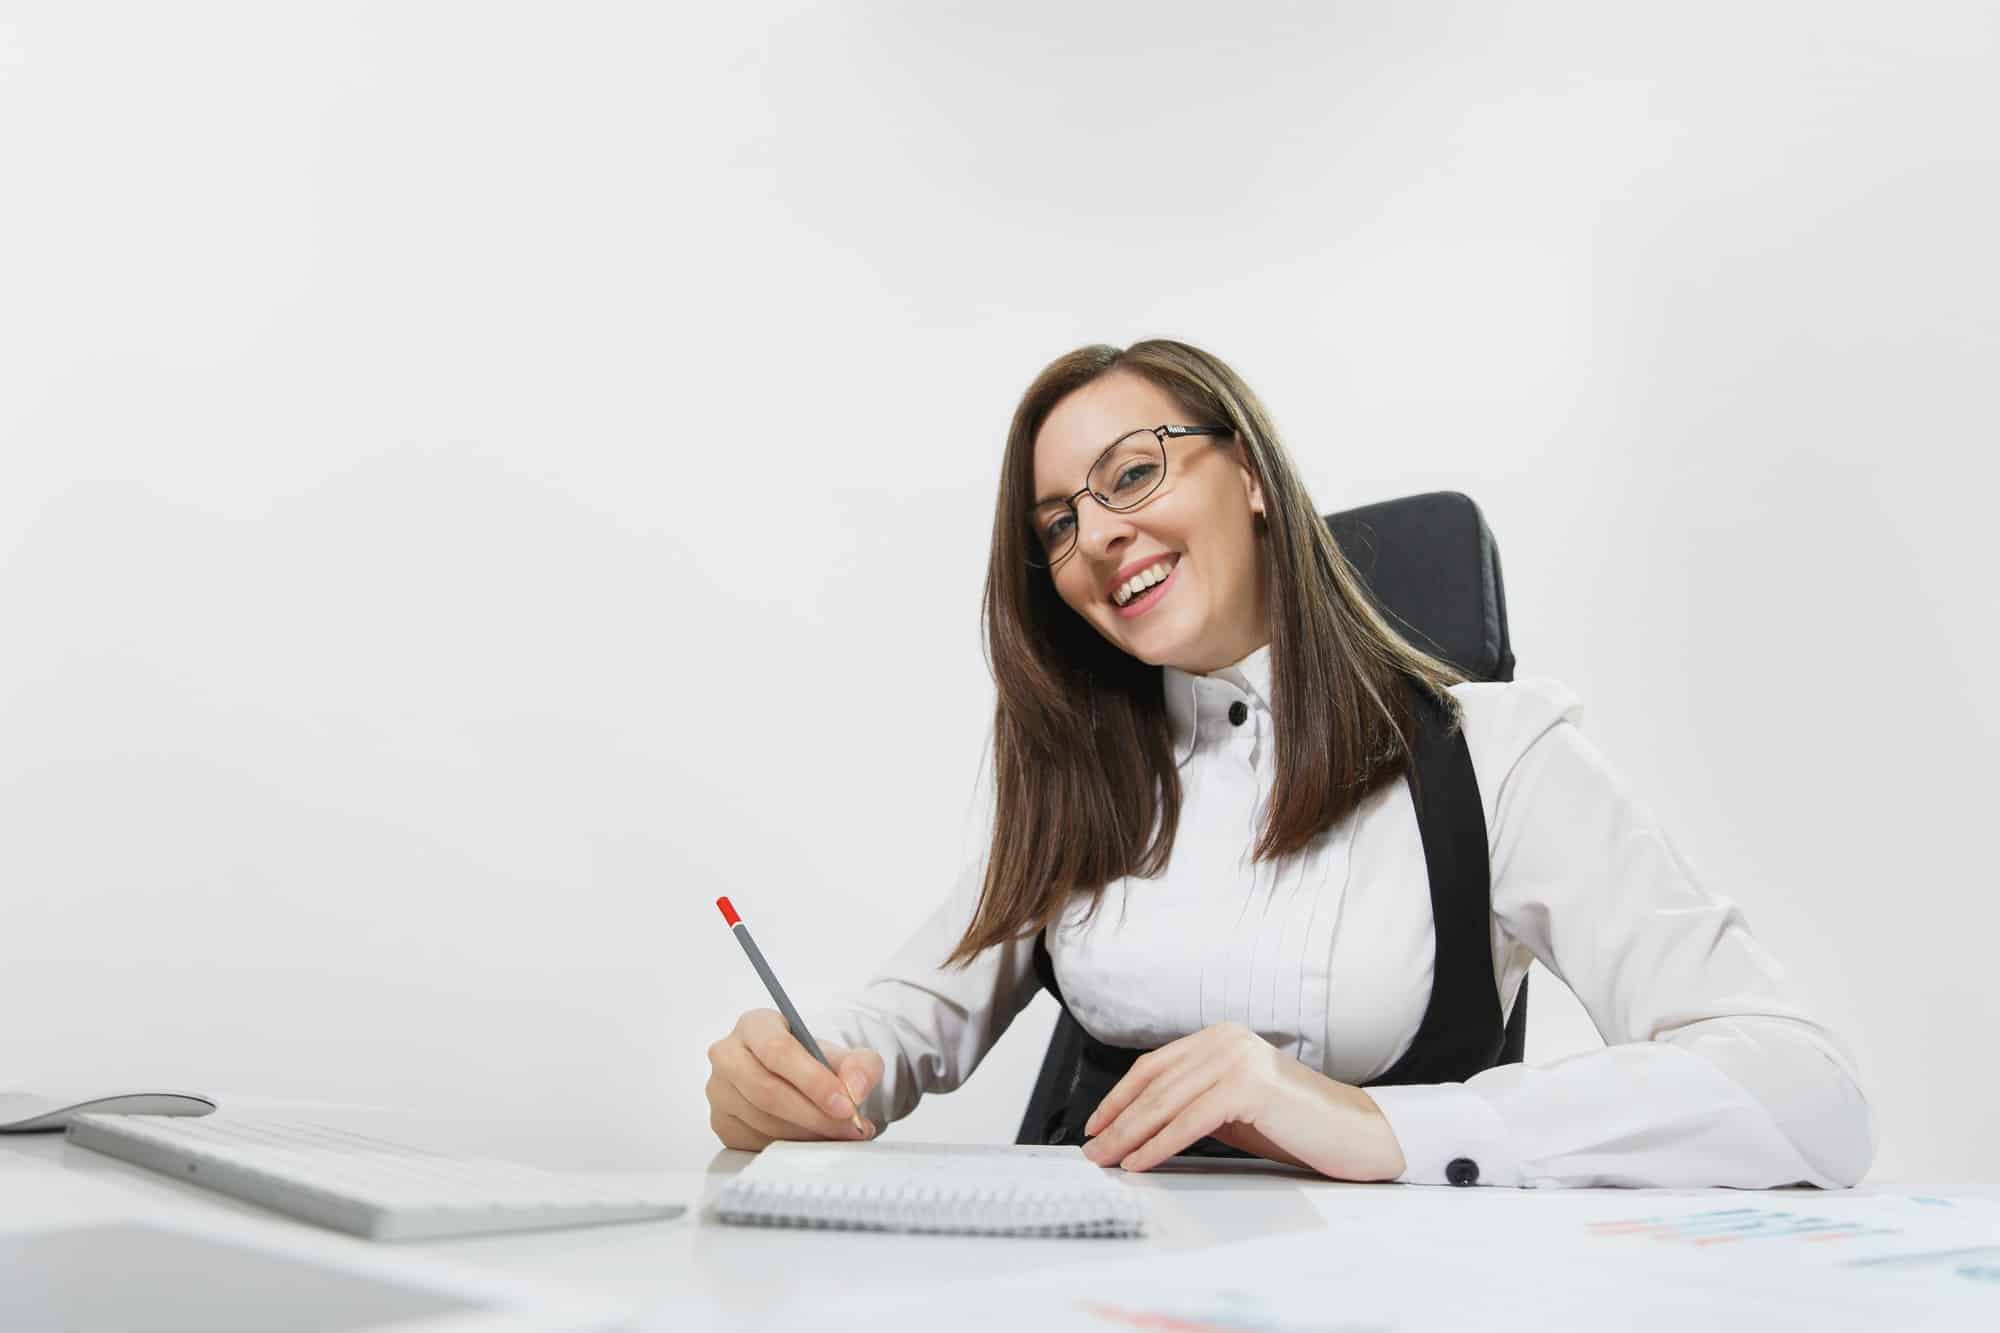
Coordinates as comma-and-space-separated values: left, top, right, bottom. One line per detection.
1032, 371, 1186, 492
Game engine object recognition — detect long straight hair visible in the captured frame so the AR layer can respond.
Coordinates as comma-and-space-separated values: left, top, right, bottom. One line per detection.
944, 339, 1471, 967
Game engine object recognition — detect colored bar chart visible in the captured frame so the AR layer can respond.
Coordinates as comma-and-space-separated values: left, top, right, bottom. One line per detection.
1587, 1205, 1902, 1248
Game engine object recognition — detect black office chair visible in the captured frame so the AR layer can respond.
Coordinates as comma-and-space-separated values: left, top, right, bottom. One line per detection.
1016, 490, 1522, 1145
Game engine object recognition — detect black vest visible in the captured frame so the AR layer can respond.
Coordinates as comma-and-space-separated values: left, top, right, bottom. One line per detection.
1026, 683, 1520, 1155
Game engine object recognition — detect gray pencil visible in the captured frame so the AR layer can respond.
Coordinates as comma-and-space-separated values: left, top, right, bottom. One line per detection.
715, 896, 869, 1136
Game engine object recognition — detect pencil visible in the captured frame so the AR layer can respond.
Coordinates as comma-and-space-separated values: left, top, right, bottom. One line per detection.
715, 896, 870, 1137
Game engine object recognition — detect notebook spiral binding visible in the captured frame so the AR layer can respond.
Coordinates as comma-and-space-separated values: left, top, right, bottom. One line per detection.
715, 1178, 1148, 1237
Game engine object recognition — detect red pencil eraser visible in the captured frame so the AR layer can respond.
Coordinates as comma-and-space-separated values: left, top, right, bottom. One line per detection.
716, 896, 741, 927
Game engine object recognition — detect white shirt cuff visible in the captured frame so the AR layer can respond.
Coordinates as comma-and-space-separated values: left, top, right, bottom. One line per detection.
1364, 1082, 1522, 1188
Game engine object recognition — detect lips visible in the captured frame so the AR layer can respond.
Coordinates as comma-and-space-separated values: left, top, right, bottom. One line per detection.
1104, 553, 1180, 602
1113, 557, 1181, 619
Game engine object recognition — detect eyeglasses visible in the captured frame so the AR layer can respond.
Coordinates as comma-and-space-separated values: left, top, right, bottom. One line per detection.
1027, 424, 1233, 568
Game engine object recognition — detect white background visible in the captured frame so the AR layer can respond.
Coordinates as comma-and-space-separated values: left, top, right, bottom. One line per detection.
2, 2, 1994, 1182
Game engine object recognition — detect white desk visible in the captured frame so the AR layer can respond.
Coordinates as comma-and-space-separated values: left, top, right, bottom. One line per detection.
5, 1116, 1997, 1332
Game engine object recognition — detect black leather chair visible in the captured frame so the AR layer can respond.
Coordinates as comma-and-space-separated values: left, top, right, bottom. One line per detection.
1016, 490, 1521, 1145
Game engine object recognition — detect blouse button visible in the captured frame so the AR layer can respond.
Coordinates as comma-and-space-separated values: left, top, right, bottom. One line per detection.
1227, 701, 1249, 726
1446, 1157, 1480, 1186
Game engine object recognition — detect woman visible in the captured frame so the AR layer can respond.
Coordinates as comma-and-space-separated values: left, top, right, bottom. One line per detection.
704, 339, 1876, 1188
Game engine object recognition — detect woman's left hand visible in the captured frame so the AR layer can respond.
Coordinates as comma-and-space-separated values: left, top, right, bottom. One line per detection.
1080, 1022, 1407, 1180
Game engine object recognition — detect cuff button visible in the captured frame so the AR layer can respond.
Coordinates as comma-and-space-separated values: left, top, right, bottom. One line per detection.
1446, 1157, 1480, 1186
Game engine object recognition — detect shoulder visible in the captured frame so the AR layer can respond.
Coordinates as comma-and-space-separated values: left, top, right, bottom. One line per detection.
1441, 674, 1587, 801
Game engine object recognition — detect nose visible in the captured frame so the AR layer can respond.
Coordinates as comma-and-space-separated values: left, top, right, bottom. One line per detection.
1072, 494, 1135, 563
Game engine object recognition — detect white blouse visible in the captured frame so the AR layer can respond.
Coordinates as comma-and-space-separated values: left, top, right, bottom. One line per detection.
807, 645, 1877, 1189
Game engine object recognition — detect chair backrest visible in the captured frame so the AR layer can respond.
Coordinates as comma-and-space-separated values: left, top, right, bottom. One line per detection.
1015, 490, 1520, 1145
1326, 490, 1516, 684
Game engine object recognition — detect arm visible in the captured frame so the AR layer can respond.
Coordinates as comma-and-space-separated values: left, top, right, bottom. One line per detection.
800, 854, 1043, 1129
1367, 680, 1878, 1188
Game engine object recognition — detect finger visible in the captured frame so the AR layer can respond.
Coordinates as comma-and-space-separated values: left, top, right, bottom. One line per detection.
1083, 1046, 1186, 1138
735, 1014, 869, 1126
711, 1108, 770, 1152
1120, 1085, 1238, 1173
827, 1046, 884, 1104
1210, 1121, 1310, 1170
735, 1008, 851, 1102
815, 1046, 877, 1137
1089, 1027, 1221, 1134
1087, 1063, 1215, 1164
713, 1073, 861, 1144
718, 1037, 868, 1139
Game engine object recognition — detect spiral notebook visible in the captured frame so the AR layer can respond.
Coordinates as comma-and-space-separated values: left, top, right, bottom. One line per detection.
715, 1141, 1148, 1238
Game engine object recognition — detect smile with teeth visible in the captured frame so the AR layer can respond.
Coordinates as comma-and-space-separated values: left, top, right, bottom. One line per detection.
1113, 557, 1179, 607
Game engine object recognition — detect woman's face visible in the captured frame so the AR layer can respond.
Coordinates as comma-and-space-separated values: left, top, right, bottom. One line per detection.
1032, 370, 1270, 675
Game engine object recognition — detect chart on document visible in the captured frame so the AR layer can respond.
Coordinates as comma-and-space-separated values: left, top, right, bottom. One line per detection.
1581, 1194, 2000, 1276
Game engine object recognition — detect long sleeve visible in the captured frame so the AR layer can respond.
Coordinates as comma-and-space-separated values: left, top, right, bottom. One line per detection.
1367, 684, 1879, 1189
800, 854, 1043, 1129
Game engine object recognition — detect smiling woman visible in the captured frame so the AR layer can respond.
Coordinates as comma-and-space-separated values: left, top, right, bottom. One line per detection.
961, 340, 1470, 964
704, 338, 1876, 1193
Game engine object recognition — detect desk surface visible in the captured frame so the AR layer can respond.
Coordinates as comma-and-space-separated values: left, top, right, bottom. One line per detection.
5, 1114, 1996, 1332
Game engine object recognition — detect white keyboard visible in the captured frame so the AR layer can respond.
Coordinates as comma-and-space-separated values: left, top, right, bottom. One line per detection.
66, 1113, 686, 1241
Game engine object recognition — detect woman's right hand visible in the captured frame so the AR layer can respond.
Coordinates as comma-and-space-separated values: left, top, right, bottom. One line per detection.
705, 1008, 884, 1150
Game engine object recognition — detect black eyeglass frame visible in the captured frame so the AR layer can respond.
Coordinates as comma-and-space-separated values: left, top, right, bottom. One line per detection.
1026, 424, 1234, 569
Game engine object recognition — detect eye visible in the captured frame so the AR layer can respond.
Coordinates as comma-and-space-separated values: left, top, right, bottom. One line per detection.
1113, 462, 1158, 491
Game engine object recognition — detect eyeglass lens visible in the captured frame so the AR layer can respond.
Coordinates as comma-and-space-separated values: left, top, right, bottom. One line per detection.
1031, 430, 1166, 564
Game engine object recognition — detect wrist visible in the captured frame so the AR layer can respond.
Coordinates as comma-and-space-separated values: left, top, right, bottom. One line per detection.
1276, 1064, 1407, 1182
1351, 1085, 1408, 1180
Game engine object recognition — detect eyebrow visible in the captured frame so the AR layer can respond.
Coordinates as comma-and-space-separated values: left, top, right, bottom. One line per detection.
1033, 429, 1136, 506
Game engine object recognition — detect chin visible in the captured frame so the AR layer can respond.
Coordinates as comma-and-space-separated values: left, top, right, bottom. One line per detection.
1107, 614, 1196, 670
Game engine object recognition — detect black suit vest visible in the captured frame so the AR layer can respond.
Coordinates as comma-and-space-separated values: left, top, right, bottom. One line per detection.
1025, 683, 1522, 1155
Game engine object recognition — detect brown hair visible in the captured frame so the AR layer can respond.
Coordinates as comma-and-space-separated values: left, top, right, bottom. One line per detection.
944, 339, 1470, 967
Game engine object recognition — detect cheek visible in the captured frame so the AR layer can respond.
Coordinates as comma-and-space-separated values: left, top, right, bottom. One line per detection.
1190, 538, 1253, 602
1056, 573, 1096, 616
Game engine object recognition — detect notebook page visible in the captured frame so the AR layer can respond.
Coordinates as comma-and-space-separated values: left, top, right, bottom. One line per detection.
715, 1141, 1147, 1237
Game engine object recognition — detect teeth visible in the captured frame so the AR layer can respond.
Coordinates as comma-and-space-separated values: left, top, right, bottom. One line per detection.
1113, 559, 1176, 607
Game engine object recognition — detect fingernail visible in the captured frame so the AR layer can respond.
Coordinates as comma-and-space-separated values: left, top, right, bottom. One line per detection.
845, 1073, 867, 1100
826, 1091, 851, 1116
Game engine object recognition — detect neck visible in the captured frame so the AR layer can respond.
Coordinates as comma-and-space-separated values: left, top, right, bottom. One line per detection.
1179, 629, 1271, 677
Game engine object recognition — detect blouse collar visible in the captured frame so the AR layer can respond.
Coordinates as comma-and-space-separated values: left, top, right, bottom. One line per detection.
1162, 642, 1274, 767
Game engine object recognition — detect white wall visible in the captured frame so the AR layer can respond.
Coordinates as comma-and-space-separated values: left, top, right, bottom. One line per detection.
2, 1, 1994, 1180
